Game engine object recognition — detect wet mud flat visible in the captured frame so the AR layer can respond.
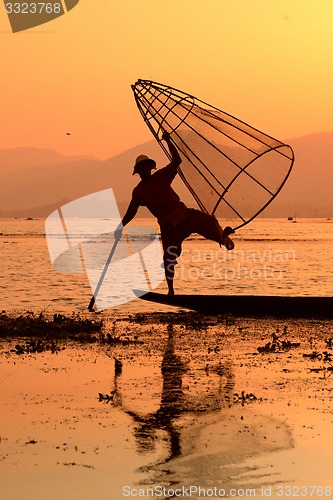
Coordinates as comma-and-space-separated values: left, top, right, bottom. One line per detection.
1, 311, 333, 499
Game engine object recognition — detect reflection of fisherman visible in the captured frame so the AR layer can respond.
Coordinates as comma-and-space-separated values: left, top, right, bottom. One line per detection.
112, 325, 234, 463
114, 132, 235, 295
113, 325, 187, 460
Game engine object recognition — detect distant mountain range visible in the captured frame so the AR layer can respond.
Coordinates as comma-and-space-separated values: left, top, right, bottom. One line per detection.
0, 133, 332, 218
263, 132, 333, 218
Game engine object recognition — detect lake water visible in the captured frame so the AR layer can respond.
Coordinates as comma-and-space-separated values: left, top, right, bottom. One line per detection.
1, 217, 333, 314
1, 317, 333, 499
1, 217, 333, 499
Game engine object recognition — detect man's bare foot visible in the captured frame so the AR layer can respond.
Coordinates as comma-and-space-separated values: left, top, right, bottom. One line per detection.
222, 236, 234, 250
167, 290, 175, 296
221, 226, 235, 250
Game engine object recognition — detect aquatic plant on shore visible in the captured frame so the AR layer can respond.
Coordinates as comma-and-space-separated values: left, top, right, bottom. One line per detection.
0, 310, 103, 340
13, 338, 63, 355
257, 331, 300, 353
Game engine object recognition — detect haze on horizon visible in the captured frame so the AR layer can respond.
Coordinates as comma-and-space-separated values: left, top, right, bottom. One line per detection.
1, 1, 333, 160
0, 132, 332, 219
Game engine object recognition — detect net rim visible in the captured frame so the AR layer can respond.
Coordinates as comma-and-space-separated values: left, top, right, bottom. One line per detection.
132, 79, 295, 231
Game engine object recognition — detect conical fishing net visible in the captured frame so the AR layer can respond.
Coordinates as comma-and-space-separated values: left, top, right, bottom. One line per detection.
132, 79, 294, 230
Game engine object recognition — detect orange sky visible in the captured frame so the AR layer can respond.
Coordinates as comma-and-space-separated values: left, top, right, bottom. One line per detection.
1, 0, 333, 159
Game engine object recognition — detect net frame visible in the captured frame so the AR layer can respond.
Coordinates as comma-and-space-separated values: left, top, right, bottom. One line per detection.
132, 79, 294, 230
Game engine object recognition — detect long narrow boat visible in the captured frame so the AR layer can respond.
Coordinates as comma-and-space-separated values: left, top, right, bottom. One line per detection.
133, 290, 333, 318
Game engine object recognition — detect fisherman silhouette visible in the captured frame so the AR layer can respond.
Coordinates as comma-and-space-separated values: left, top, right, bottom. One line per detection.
115, 132, 235, 295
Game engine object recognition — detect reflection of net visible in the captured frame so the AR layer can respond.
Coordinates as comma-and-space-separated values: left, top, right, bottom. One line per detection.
132, 80, 294, 230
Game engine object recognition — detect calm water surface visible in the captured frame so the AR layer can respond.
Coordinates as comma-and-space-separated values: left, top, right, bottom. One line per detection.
0, 217, 332, 314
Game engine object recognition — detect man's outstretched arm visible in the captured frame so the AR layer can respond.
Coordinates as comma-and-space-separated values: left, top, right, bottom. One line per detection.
114, 197, 139, 240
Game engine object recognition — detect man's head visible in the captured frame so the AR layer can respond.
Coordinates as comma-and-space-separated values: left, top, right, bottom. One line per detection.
133, 155, 156, 179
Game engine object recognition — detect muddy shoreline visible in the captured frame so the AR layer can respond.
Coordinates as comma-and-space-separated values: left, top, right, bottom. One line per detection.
1, 311, 333, 499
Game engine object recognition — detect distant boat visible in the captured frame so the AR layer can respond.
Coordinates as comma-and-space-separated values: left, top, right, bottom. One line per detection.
288, 215, 297, 223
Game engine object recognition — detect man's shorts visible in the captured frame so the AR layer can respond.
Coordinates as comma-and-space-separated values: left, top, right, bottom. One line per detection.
160, 209, 223, 263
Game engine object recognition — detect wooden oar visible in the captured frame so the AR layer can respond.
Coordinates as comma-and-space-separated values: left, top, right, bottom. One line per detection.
88, 237, 119, 312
